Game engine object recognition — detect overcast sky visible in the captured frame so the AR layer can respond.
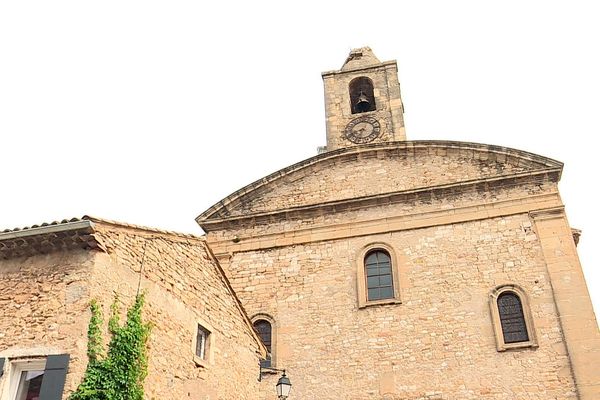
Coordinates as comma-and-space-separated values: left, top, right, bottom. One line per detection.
1, 1, 598, 315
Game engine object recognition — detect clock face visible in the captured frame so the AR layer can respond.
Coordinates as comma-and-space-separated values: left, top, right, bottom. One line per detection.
344, 116, 381, 144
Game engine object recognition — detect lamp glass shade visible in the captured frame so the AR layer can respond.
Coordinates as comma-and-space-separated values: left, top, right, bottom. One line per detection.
276, 373, 292, 398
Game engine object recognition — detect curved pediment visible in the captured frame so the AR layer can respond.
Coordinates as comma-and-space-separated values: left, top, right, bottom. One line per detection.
197, 141, 562, 229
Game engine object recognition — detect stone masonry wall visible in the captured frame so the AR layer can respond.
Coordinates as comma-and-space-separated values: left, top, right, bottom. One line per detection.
0, 250, 94, 397
0, 222, 264, 400
222, 213, 578, 399
90, 223, 263, 400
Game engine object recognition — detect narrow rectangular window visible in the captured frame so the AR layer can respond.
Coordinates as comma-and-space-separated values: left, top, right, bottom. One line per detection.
196, 324, 210, 360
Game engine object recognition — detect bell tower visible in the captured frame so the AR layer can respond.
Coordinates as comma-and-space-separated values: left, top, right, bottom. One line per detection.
321, 47, 406, 152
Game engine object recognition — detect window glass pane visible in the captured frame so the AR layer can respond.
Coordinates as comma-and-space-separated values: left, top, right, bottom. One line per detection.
16, 370, 44, 400
380, 286, 393, 299
368, 288, 380, 301
379, 275, 392, 286
367, 276, 379, 287
196, 325, 210, 359
259, 358, 272, 368
365, 253, 378, 265
253, 320, 272, 352
498, 292, 529, 343
377, 261, 390, 270
377, 252, 390, 263
377, 267, 391, 277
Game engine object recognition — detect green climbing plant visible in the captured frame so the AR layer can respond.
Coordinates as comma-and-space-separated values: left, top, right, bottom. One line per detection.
69, 293, 152, 400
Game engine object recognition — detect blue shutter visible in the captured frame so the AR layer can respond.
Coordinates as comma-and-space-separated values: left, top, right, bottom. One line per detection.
39, 354, 70, 400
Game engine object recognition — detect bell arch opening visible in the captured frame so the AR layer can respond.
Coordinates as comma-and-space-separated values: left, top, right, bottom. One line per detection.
349, 77, 376, 114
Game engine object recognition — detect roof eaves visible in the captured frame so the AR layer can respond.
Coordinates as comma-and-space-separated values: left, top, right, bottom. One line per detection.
0, 219, 93, 241
0, 218, 103, 260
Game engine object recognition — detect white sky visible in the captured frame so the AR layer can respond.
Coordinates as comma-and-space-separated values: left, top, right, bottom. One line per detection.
1, 1, 598, 316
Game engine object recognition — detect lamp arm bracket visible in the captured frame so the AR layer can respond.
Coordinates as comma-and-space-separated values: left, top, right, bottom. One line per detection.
258, 364, 286, 381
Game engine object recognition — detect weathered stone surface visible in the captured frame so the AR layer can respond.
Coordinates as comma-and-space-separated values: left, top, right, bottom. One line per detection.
0, 221, 265, 400
199, 136, 595, 399
218, 212, 581, 400
88, 222, 264, 400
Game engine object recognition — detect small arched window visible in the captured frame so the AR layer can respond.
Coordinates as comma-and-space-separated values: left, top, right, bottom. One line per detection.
365, 250, 394, 301
253, 319, 272, 367
489, 285, 537, 351
349, 77, 376, 114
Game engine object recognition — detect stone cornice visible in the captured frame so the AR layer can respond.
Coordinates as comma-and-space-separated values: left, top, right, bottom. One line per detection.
207, 192, 564, 255
199, 169, 560, 232
321, 60, 397, 77
529, 206, 565, 220
196, 141, 563, 232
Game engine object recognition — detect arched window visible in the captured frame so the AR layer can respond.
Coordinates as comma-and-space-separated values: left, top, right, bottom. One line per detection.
365, 250, 394, 301
349, 77, 376, 114
253, 319, 272, 367
498, 292, 528, 343
489, 285, 537, 351
356, 243, 403, 308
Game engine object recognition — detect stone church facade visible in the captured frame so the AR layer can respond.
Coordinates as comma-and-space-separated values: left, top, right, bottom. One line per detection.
0, 48, 598, 399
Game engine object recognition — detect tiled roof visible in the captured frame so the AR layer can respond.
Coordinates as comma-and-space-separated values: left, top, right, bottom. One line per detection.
1, 217, 85, 234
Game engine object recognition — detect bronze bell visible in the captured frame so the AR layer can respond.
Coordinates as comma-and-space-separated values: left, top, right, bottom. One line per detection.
355, 91, 371, 112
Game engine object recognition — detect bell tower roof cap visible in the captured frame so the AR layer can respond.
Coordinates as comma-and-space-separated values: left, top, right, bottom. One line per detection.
341, 47, 381, 71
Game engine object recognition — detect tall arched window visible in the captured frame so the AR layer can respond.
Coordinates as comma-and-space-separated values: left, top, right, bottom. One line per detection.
365, 250, 394, 301
489, 285, 537, 351
498, 292, 528, 343
253, 319, 272, 367
356, 243, 403, 308
349, 77, 376, 114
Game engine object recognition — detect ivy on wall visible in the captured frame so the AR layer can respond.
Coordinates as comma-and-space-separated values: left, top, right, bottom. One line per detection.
69, 293, 152, 400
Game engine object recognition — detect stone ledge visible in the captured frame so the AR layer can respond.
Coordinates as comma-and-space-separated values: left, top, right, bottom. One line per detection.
200, 169, 561, 232
208, 192, 563, 254
321, 60, 397, 77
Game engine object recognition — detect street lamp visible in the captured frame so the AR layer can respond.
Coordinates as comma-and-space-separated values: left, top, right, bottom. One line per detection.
275, 370, 292, 399
259, 365, 292, 399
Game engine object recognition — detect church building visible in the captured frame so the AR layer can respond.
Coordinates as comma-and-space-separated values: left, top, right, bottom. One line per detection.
1, 48, 598, 400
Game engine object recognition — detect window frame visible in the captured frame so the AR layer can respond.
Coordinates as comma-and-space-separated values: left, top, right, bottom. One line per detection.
191, 319, 214, 368
0, 353, 70, 400
4, 358, 47, 400
251, 314, 276, 369
356, 243, 403, 309
489, 285, 538, 352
